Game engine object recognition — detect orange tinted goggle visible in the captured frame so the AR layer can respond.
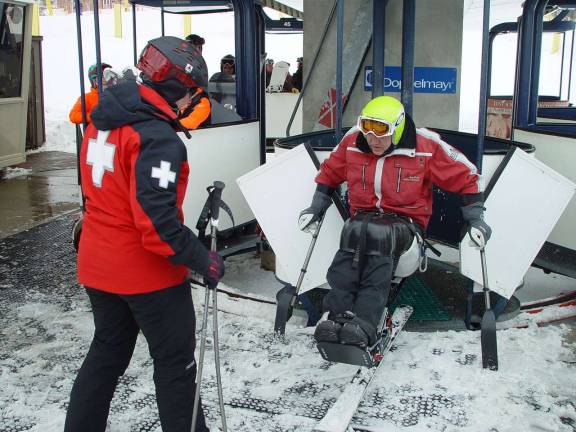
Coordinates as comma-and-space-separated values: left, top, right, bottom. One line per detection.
358, 116, 394, 137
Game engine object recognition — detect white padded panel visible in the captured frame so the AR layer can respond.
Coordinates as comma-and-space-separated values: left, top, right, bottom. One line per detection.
460, 148, 576, 299
180, 121, 260, 231
237, 144, 344, 294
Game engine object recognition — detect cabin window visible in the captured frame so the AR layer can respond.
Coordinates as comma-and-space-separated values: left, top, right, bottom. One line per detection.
0, 2, 25, 99
538, 31, 573, 104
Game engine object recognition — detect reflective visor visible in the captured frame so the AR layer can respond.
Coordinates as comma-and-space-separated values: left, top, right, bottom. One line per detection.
138, 45, 196, 87
358, 116, 394, 138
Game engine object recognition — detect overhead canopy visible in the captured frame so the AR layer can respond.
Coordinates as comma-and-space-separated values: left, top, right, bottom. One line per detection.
129, 0, 303, 19
129, 0, 233, 14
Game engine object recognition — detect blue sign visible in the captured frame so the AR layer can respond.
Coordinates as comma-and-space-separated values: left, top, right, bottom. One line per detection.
364, 66, 457, 94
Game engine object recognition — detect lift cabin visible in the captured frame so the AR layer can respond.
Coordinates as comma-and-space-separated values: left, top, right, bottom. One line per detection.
74, 0, 301, 254
509, 0, 576, 280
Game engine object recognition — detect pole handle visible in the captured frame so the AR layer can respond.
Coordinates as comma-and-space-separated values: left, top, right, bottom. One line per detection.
210, 181, 225, 222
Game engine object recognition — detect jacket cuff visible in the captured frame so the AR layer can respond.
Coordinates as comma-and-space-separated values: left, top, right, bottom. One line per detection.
169, 236, 210, 275
316, 183, 335, 196
461, 192, 484, 206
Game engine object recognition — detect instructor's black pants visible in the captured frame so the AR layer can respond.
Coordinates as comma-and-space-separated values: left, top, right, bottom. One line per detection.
325, 251, 393, 329
64, 282, 209, 432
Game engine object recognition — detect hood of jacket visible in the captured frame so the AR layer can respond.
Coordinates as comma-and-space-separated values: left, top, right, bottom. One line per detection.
355, 113, 417, 155
90, 81, 179, 131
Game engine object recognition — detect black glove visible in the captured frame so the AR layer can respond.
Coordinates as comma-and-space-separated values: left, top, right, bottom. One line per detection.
298, 187, 333, 234
205, 251, 225, 289
461, 202, 492, 249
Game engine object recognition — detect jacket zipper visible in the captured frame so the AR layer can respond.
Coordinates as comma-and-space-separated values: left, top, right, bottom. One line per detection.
362, 163, 367, 190
396, 167, 402, 192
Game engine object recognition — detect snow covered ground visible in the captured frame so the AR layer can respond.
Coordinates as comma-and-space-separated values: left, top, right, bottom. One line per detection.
2, 260, 576, 432
0, 215, 575, 432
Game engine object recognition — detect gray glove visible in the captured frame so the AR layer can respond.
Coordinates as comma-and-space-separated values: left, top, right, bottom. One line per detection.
298, 189, 332, 234
461, 202, 492, 249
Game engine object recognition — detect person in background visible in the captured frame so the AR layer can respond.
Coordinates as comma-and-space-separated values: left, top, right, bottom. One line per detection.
64, 36, 222, 432
69, 62, 112, 125
299, 96, 491, 348
178, 86, 211, 130
209, 54, 236, 83
180, 34, 211, 129
265, 58, 294, 92
292, 56, 303, 92
264, 58, 275, 88
186, 33, 205, 54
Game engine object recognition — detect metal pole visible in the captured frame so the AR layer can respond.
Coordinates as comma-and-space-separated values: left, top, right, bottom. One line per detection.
568, 30, 576, 100
335, 0, 344, 143
559, 32, 566, 100
512, 0, 538, 129
401, 0, 415, 116
475, 0, 491, 173
285, 0, 337, 137
92, 0, 103, 94
191, 288, 210, 432
132, 3, 137, 66
372, 0, 387, 97
161, 6, 165, 36
569, 29, 575, 101
74, 0, 87, 131
73, 0, 86, 192
529, 1, 546, 123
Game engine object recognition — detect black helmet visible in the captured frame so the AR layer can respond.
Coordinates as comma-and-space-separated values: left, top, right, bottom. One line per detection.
137, 36, 208, 103
185, 33, 205, 47
221, 54, 235, 64
220, 54, 235, 73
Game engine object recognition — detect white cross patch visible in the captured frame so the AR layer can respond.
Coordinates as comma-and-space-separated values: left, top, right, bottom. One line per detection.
87, 130, 115, 188
151, 160, 176, 189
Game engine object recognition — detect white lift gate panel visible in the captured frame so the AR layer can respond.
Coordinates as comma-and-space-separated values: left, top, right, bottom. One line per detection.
180, 121, 260, 232
237, 144, 344, 294
460, 148, 576, 299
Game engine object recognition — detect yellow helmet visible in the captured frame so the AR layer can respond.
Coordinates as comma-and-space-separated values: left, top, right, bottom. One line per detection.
357, 96, 406, 145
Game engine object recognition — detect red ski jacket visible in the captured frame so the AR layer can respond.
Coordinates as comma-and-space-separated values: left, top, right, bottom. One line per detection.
77, 82, 209, 294
316, 117, 482, 229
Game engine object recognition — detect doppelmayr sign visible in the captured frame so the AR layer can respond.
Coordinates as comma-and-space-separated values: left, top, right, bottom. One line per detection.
364, 66, 457, 94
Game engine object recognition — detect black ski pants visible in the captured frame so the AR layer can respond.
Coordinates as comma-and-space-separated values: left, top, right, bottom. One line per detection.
325, 250, 393, 330
64, 282, 209, 432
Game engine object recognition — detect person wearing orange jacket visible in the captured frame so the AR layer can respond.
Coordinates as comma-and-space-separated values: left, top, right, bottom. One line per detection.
178, 86, 211, 129
68, 63, 112, 125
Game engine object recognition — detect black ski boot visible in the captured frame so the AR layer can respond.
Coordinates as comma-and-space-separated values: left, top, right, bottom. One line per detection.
337, 313, 377, 348
314, 319, 342, 343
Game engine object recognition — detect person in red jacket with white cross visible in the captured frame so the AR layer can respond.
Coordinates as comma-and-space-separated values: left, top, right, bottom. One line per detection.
64, 37, 222, 432
298, 96, 491, 348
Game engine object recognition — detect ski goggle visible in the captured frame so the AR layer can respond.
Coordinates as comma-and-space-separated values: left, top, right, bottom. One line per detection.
138, 44, 197, 88
221, 59, 235, 67
357, 113, 404, 138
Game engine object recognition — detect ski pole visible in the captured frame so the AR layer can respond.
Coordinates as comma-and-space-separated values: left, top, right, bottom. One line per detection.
274, 216, 325, 335
209, 181, 227, 432
192, 181, 228, 432
480, 247, 498, 371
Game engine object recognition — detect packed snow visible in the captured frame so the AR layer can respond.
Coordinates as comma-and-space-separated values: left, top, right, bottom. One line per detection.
1, 250, 575, 432
1, 167, 32, 179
